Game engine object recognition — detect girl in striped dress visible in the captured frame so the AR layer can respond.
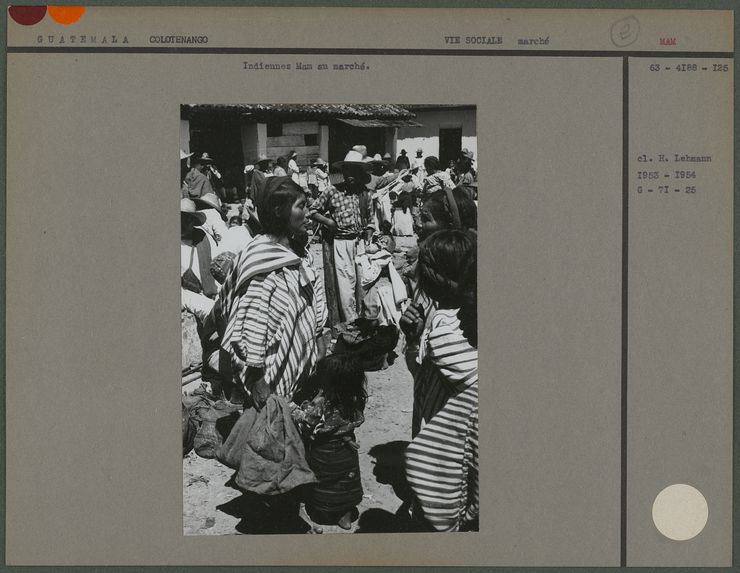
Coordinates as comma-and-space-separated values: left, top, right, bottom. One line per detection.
400, 229, 478, 532
215, 176, 327, 407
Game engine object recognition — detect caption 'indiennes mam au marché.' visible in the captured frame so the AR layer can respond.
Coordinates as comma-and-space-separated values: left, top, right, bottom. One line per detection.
242, 61, 370, 70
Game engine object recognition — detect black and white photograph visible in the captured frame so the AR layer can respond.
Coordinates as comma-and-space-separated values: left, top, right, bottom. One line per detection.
6, 4, 734, 567
180, 103, 479, 534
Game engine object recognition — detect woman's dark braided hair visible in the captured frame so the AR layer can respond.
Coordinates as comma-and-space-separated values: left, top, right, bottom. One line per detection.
417, 228, 477, 347
457, 251, 477, 348
258, 176, 303, 237
425, 186, 477, 231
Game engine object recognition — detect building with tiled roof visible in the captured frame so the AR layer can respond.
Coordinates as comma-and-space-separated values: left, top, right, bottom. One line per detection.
180, 103, 476, 196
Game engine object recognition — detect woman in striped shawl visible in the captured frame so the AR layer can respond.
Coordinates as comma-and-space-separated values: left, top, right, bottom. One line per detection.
401, 229, 478, 532
213, 176, 327, 407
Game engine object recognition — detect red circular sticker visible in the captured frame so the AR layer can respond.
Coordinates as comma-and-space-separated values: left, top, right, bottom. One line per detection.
8, 5, 47, 26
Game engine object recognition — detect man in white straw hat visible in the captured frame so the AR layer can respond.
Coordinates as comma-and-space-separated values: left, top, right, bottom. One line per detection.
193, 192, 229, 249
287, 150, 301, 185
315, 158, 330, 193
412, 147, 426, 180
458, 148, 477, 200
309, 146, 372, 323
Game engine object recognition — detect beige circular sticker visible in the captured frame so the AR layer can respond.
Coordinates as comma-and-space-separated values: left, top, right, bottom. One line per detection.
652, 484, 708, 541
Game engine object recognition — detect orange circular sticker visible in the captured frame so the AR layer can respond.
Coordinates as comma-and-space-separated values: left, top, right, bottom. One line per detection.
48, 5, 85, 25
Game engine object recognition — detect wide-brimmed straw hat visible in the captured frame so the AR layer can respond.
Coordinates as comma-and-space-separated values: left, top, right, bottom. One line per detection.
461, 148, 475, 161
193, 192, 221, 211
312, 157, 327, 166
367, 153, 389, 167
253, 153, 270, 165
180, 149, 194, 161
332, 145, 372, 170
194, 152, 214, 164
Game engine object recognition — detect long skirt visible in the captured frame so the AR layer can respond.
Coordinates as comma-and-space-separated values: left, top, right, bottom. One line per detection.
305, 436, 363, 517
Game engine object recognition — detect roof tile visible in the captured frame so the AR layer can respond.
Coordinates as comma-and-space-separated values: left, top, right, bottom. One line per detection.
184, 103, 416, 119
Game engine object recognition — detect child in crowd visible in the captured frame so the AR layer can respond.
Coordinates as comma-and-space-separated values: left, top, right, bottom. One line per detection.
292, 354, 367, 530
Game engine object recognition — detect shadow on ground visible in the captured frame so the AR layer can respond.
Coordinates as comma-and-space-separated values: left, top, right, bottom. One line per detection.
355, 440, 426, 533
217, 478, 312, 534
214, 439, 427, 534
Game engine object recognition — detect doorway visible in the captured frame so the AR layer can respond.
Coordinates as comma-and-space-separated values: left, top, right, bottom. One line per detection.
329, 121, 386, 169
189, 114, 245, 196
438, 127, 462, 167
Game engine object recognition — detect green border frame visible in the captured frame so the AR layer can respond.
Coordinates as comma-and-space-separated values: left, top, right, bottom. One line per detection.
1, 0, 737, 571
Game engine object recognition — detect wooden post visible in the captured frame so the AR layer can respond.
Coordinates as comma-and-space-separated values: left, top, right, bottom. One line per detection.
318, 123, 330, 163
385, 126, 397, 157
180, 119, 191, 154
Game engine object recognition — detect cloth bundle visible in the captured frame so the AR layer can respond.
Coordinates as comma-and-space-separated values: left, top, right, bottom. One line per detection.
334, 321, 399, 372
183, 395, 241, 459
217, 395, 317, 495
356, 245, 408, 302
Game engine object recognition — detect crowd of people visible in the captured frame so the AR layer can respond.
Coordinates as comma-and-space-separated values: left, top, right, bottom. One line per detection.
181, 142, 478, 533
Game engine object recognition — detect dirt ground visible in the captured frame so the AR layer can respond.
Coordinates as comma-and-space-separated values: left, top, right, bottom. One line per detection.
183, 237, 419, 535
